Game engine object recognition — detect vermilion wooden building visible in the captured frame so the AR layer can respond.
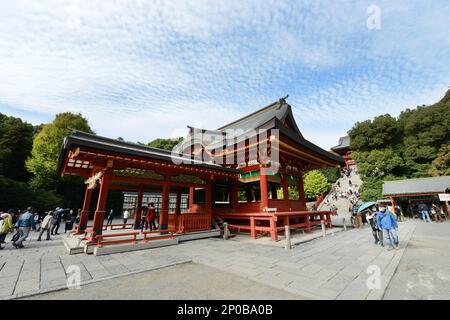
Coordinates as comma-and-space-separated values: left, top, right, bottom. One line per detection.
58, 98, 344, 245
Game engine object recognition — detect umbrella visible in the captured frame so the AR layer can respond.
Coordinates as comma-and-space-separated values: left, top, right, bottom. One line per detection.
357, 201, 377, 213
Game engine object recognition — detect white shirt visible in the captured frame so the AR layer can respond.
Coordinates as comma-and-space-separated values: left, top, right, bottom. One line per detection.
123, 210, 130, 219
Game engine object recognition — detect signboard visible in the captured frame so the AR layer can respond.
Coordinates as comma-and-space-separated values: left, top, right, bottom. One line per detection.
438, 193, 450, 201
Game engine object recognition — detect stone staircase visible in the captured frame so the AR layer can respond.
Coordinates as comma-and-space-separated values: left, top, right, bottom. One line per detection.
317, 165, 363, 227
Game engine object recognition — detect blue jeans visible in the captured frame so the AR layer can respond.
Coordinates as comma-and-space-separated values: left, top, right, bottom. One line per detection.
383, 228, 399, 248
15, 227, 30, 246
420, 210, 432, 223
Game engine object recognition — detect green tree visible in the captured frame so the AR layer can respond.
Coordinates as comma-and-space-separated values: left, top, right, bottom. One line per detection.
26, 113, 93, 190
303, 170, 330, 198
349, 114, 401, 152
319, 167, 340, 183
352, 149, 406, 178
429, 144, 450, 176
148, 137, 184, 151
0, 113, 34, 182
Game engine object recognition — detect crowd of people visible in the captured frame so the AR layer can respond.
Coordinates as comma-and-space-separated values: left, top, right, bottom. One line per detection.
0, 203, 164, 250
322, 166, 361, 210
0, 207, 80, 250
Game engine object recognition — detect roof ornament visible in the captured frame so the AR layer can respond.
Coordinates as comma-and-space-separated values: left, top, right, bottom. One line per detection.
278, 95, 289, 108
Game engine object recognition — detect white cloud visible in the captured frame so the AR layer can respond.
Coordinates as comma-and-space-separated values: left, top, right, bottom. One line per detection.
0, 0, 449, 149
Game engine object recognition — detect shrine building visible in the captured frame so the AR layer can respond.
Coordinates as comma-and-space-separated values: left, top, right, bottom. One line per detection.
57, 98, 345, 254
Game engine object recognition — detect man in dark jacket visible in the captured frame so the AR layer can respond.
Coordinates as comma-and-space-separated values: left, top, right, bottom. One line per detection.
51, 208, 63, 235
367, 207, 383, 246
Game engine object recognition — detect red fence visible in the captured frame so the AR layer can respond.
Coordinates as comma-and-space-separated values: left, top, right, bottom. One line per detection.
219, 210, 335, 241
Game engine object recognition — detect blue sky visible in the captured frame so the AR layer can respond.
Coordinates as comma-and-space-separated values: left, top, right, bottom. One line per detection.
0, 0, 449, 150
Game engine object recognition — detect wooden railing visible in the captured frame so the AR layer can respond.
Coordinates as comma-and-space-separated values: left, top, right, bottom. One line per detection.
218, 210, 336, 241
178, 214, 211, 233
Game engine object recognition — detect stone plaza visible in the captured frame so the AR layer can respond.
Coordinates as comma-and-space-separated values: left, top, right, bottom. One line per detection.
1, 219, 449, 300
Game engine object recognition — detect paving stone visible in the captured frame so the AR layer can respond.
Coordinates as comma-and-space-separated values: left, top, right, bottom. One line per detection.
14, 280, 40, 294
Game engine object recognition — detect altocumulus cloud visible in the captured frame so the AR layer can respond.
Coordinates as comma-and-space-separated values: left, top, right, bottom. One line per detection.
0, 0, 449, 148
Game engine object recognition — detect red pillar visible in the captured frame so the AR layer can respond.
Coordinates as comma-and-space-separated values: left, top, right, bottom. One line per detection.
175, 189, 182, 231
260, 167, 268, 211
189, 187, 194, 213
77, 186, 93, 234
250, 216, 256, 238
134, 184, 144, 229
298, 173, 306, 211
326, 211, 332, 228
92, 172, 111, 236
159, 180, 170, 231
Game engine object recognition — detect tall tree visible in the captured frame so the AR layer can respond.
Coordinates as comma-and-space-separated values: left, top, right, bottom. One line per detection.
349, 114, 401, 152
26, 112, 93, 190
428, 144, 450, 176
303, 170, 330, 198
0, 113, 34, 182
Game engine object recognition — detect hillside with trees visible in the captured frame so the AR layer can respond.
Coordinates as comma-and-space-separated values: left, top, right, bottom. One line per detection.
349, 89, 450, 201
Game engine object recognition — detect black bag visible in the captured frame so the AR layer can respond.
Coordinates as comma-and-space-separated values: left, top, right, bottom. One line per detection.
11, 231, 21, 242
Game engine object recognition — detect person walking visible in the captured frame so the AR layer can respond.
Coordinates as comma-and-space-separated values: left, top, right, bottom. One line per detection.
106, 209, 114, 226
33, 212, 40, 231
140, 207, 147, 232
367, 208, 383, 246
145, 203, 157, 231
0, 210, 13, 246
51, 208, 63, 235
376, 204, 400, 250
37, 211, 54, 241
13, 207, 35, 249
123, 209, 130, 228
417, 202, 432, 223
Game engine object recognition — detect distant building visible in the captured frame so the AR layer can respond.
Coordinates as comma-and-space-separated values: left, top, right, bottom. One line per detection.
382, 176, 450, 218
331, 136, 354, 169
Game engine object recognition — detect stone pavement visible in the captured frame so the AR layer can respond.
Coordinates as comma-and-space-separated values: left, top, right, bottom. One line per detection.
384, 220, 450, 300
1, 221, 416, 300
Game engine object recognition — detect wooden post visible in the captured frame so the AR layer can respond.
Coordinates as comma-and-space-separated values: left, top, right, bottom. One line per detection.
305, 213, 311, 233
326, 211, 332, 228
77, 186, 93, 234
250, 216, 256, 238
92, 171, 111, 237
188, 187, 194, 213
175, 189, 182, 231
134, 184, 144, 229
159, 180, 170, 232
269, 216, 277, 241
260, 167, 268, 211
